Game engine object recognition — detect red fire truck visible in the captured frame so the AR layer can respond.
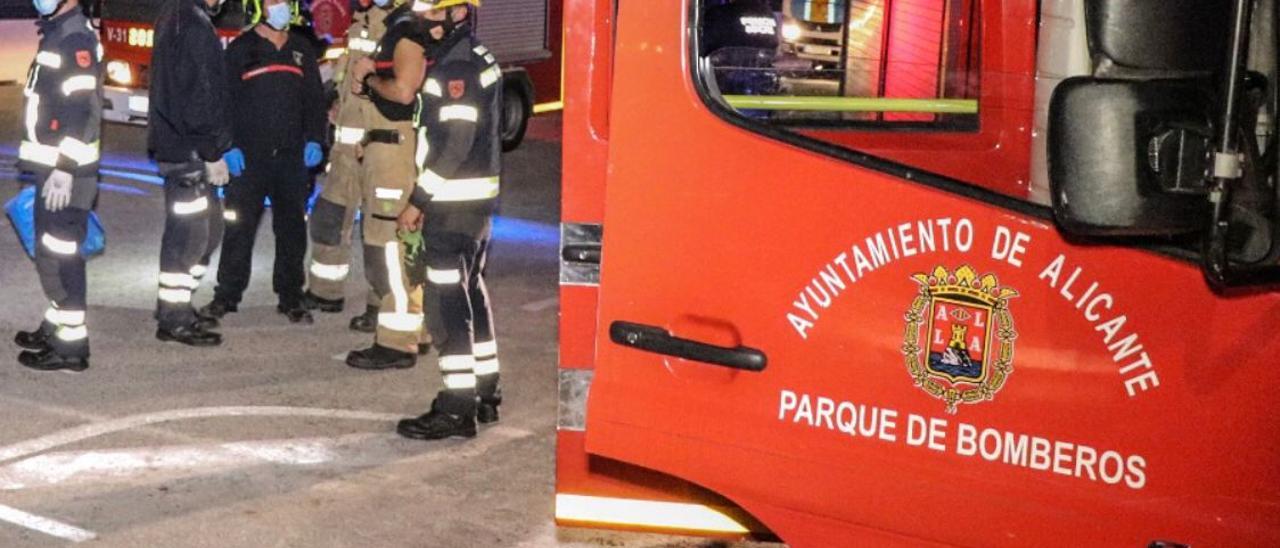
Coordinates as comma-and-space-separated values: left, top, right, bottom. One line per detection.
556, 0, 1280, 546
97, 0, 562, 150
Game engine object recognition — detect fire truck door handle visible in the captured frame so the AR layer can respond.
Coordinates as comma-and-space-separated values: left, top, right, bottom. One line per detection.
609, 321, 767, 372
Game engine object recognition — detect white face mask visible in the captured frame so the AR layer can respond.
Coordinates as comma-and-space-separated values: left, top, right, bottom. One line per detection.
32, 0, 60, 17
265, 2, 291, 30
372, 0, 390, 7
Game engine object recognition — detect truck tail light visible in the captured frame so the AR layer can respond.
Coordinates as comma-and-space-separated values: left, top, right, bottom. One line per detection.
106, 61, 133, 86
554, 494, 750, 535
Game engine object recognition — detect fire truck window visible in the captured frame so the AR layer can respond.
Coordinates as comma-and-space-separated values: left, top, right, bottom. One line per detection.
699, 0, 981, 130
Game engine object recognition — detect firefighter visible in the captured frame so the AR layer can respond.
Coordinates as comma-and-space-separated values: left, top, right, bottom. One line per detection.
389, 0, 503, 441
148, 0, 234, 347
302, 0, 396, 327
340, 0, 432, 366
198, 0, 327, 324
12, 0, 101, 372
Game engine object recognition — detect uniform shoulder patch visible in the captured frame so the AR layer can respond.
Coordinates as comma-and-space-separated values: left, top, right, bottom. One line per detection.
448, 79, 465, 99
76, 50, 91, 68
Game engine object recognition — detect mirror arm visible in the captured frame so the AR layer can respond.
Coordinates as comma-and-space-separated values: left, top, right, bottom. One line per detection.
1205, 0, 1257, 286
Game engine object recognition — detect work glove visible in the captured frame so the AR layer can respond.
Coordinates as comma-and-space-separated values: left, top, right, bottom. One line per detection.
223, 148, 246, 178
41, 170, 73, 212
304, 141, 324, 168
206, 158, 231, 187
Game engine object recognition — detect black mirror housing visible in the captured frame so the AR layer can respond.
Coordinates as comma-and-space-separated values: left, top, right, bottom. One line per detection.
1048, 78, 1215, 237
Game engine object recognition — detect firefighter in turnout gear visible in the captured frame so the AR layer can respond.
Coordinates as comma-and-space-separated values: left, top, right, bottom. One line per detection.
342, 1, 432, 368
199, 0, 327, 324
13, 0, 101, 372
303, 0, 395, 325
147, 0, 235, 347
392, 0, 503, 441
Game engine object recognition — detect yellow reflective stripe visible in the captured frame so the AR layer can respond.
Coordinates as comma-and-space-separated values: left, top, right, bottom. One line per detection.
384, 245, 409, 315
334, 126, 366, 145
374, 187, 404, 200
20, 141, 60, 167
438, 355, 474, 372
554, 495, 750, 535
45, 307, 86, 326
36, 51, 62, 69
415, 128, 430, 168
442, 373, 477, 390
61, 75, 97, 95
310, 262, 351, 281
479, 66, 500, 89
484, 53, 496, 64
423, 78, 443, 97
474, 358, 499, 376
473, 340, 497, 358
173, 197, 209, 216
158, 288, 192, 304
377, 312, 422, 332
159, 272, 198, 289
58, 137, 99, 166
348, 38, 377, 53
417, 169, 500, 202
440, 104, 478, 123
57, 325, 88, 342
472, 45, 489, 56
426, 268, 462, 285
41, 234, 78, 255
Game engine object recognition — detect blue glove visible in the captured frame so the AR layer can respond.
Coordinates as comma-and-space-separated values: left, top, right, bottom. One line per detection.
224, 148, 245, 177
304, 141, 324, 168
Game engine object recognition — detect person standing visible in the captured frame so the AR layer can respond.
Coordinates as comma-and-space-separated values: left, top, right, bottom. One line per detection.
390, 0, 503, 441
148, 0, 234, 347
341, 0, 431, 365
198, 0, 327, 324
12, 0, 102, 372
303, 0, 395, 323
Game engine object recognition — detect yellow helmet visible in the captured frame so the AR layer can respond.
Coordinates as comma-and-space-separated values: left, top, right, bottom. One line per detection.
412, 0, 480, 12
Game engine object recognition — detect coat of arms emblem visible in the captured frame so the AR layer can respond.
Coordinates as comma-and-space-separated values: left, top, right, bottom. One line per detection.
902, 265, 1018, 413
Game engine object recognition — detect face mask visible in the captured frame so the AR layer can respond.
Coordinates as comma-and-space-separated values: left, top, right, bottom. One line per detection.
32, 0, 60, 17
372, 0, 390, 7
265, 3, 291, 30
203, 0, 227, 17
427, 8, 462, 43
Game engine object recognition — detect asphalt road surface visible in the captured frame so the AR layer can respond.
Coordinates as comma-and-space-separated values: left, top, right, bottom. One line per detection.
0, 84, 777, 548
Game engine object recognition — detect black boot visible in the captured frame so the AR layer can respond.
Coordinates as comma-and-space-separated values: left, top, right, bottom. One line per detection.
19, 348, 89, 373
478, 378, 502, 424
349, 305, 378, 333
346, 344, 416, 370
301, 291, 344, 313
157, 323, 223, 347
397, 401, 477, 440
277, 303, 315, 324
198, 299, 237, 325
14, 325, 52, 351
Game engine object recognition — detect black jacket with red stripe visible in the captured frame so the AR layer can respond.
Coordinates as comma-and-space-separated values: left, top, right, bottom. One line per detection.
224, 27, 326, 163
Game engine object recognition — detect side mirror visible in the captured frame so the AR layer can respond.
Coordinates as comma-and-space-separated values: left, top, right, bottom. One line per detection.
1048, 78, 1214, 236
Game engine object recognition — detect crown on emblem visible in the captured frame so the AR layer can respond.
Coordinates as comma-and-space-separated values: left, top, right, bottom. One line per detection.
911, 265, 1019, 305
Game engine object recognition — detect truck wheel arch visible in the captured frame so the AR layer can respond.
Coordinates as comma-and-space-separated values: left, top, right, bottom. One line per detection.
500, 67, 534, 152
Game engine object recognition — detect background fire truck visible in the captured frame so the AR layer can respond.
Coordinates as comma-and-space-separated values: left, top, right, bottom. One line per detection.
556, 0, 1279, 545
98, 0, 562, 151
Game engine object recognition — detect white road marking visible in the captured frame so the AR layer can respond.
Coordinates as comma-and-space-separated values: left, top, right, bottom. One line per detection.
520, 297, 558, 312
0, 406, 403, 465
0, 504, 96, 543
0, 435, 382, 491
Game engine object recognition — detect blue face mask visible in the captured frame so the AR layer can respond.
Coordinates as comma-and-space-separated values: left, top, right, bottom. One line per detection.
32, 0, 60, 17
372, 0, 390, 7
265, 3, 292, 31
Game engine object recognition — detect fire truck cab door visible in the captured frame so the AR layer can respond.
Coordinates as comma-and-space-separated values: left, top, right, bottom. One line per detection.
583, 1, 1280, 547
